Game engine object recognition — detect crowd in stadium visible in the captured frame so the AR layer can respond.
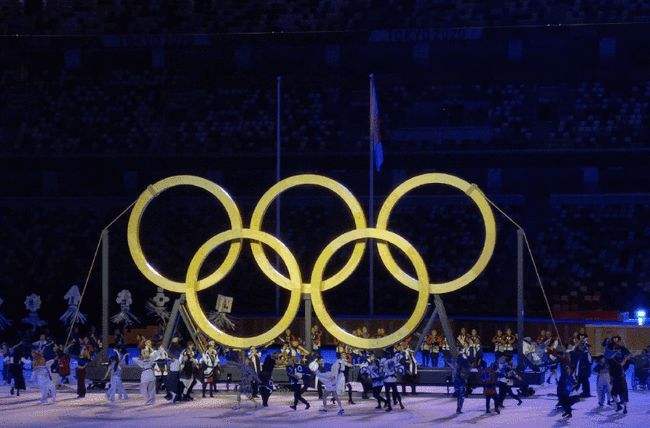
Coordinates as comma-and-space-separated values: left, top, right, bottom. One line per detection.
2, 0, 650, 35
1, 68, 649, 155
1, 198, 648, 324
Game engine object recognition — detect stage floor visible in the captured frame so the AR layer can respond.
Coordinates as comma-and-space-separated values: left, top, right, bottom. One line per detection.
1, 380, 648, 427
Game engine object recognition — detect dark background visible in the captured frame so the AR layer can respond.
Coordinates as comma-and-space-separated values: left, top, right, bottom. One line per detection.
0, 2, 649, 340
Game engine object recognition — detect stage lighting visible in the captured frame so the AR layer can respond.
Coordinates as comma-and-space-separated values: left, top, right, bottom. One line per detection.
636, 309, 646, 326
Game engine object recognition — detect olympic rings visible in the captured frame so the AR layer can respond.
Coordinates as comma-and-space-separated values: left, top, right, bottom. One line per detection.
185, 229, 303, 349
310, 228, 429, 350
127, 173, 496, 349
127, 175, 243, 294
249, 174, 367, 294
376, 173, 497, 294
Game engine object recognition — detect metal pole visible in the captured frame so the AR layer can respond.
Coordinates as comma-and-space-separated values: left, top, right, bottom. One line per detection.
101, 229, 109, 351
304, 296, 312, 352
517, 228, 525, 364
414, 304, 437, 352
368, 74, 375, 316
433, 294, 457, 357
275, 76, 282, 316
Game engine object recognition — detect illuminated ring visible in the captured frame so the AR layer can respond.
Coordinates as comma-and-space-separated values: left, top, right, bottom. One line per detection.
376, 173, 496, 294
127, 175, 243, 294
250, 174, 367, 294
310, 228, 429, 349
185, 228, 302, 349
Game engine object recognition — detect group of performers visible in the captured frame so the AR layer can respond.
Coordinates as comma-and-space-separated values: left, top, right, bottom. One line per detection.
0, 324, 643, 422
118, 332, 417, 416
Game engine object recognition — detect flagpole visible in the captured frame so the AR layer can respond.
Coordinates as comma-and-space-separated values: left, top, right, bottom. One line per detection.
275, 75, 282, 317
368, 74, 375, 317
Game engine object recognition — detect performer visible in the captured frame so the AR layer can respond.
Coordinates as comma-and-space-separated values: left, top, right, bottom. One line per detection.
49, 349, 62, 389
545, 331, 560, 384
357, 354, 373, 399
481, 362, 500, 414
259, 353, 277, 407
165, 354, 181, 403
421, 332, 432, 367
492, 329, 505, 361
575, 338, 592, 397
606, 336, 631, 414
201, 342, 220, 398
287, 356, 310, 410
32, 351, 56, 404
311, 325, 322, 352
381, 348, 404, 411
179, 342, 198, 401
311, 359, 344, 415
457, 328, 468, 357
557, 356, 578, 418
360, 354, 388, 409
9, 348, 27, 396
469, 329, 482, 364
431, 329, 442, 368
401, 346, 418, 395
503, 328, 516, 358
496, 358, 522, 408
32, 334, 49, 353
231, 352, 260, 409
135, 347, 157, 405
105, 352, 128, 402
76, 346, 91, 398
154, 343, 169, 394
313, 354, 326, 399
440, 336, 451, 367
593, 355, 612, 407
454, 351, 470, 414
247, 346, 261, 397
332, 351, 354, 405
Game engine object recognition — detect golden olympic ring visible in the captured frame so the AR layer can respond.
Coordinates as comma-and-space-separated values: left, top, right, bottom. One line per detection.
310, 228, 430, 350
185, 229, 303, 349
127, 175, 243, 294
376, 173, 496, 294
127, 173, 496, 349
249, 174, 367, 294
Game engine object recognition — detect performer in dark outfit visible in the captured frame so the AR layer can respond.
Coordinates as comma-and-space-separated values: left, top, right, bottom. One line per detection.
361, 354, 388, 409
9, 349, 26, 397
421, 333, 432, 367
180, 344, 197, 401
287, 356, 310, 410
606, 336, 631, 414
259, 353, 277, 407
574, 339, 592, 397
76, 346, 91, 398
247, 347, 262, 397
431, 330, 442, 368
401, 347, 418, 395
557, 358, 578, 418
454, 352, 470, 414
496, 358, 522, 408
381, 348, 404, 411
481, 362, 500, 414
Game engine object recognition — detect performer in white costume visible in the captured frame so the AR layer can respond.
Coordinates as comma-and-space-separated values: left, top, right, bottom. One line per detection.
310, 360, 344, 415
136, 348, 158, 405
106, 352, 128, 402
32, 351, 56, 405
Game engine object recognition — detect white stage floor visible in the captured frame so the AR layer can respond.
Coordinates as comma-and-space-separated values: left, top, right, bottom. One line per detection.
1, 380, 648, 427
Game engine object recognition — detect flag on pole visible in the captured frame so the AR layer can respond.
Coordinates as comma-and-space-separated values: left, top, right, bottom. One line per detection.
370, 74, 384, 172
